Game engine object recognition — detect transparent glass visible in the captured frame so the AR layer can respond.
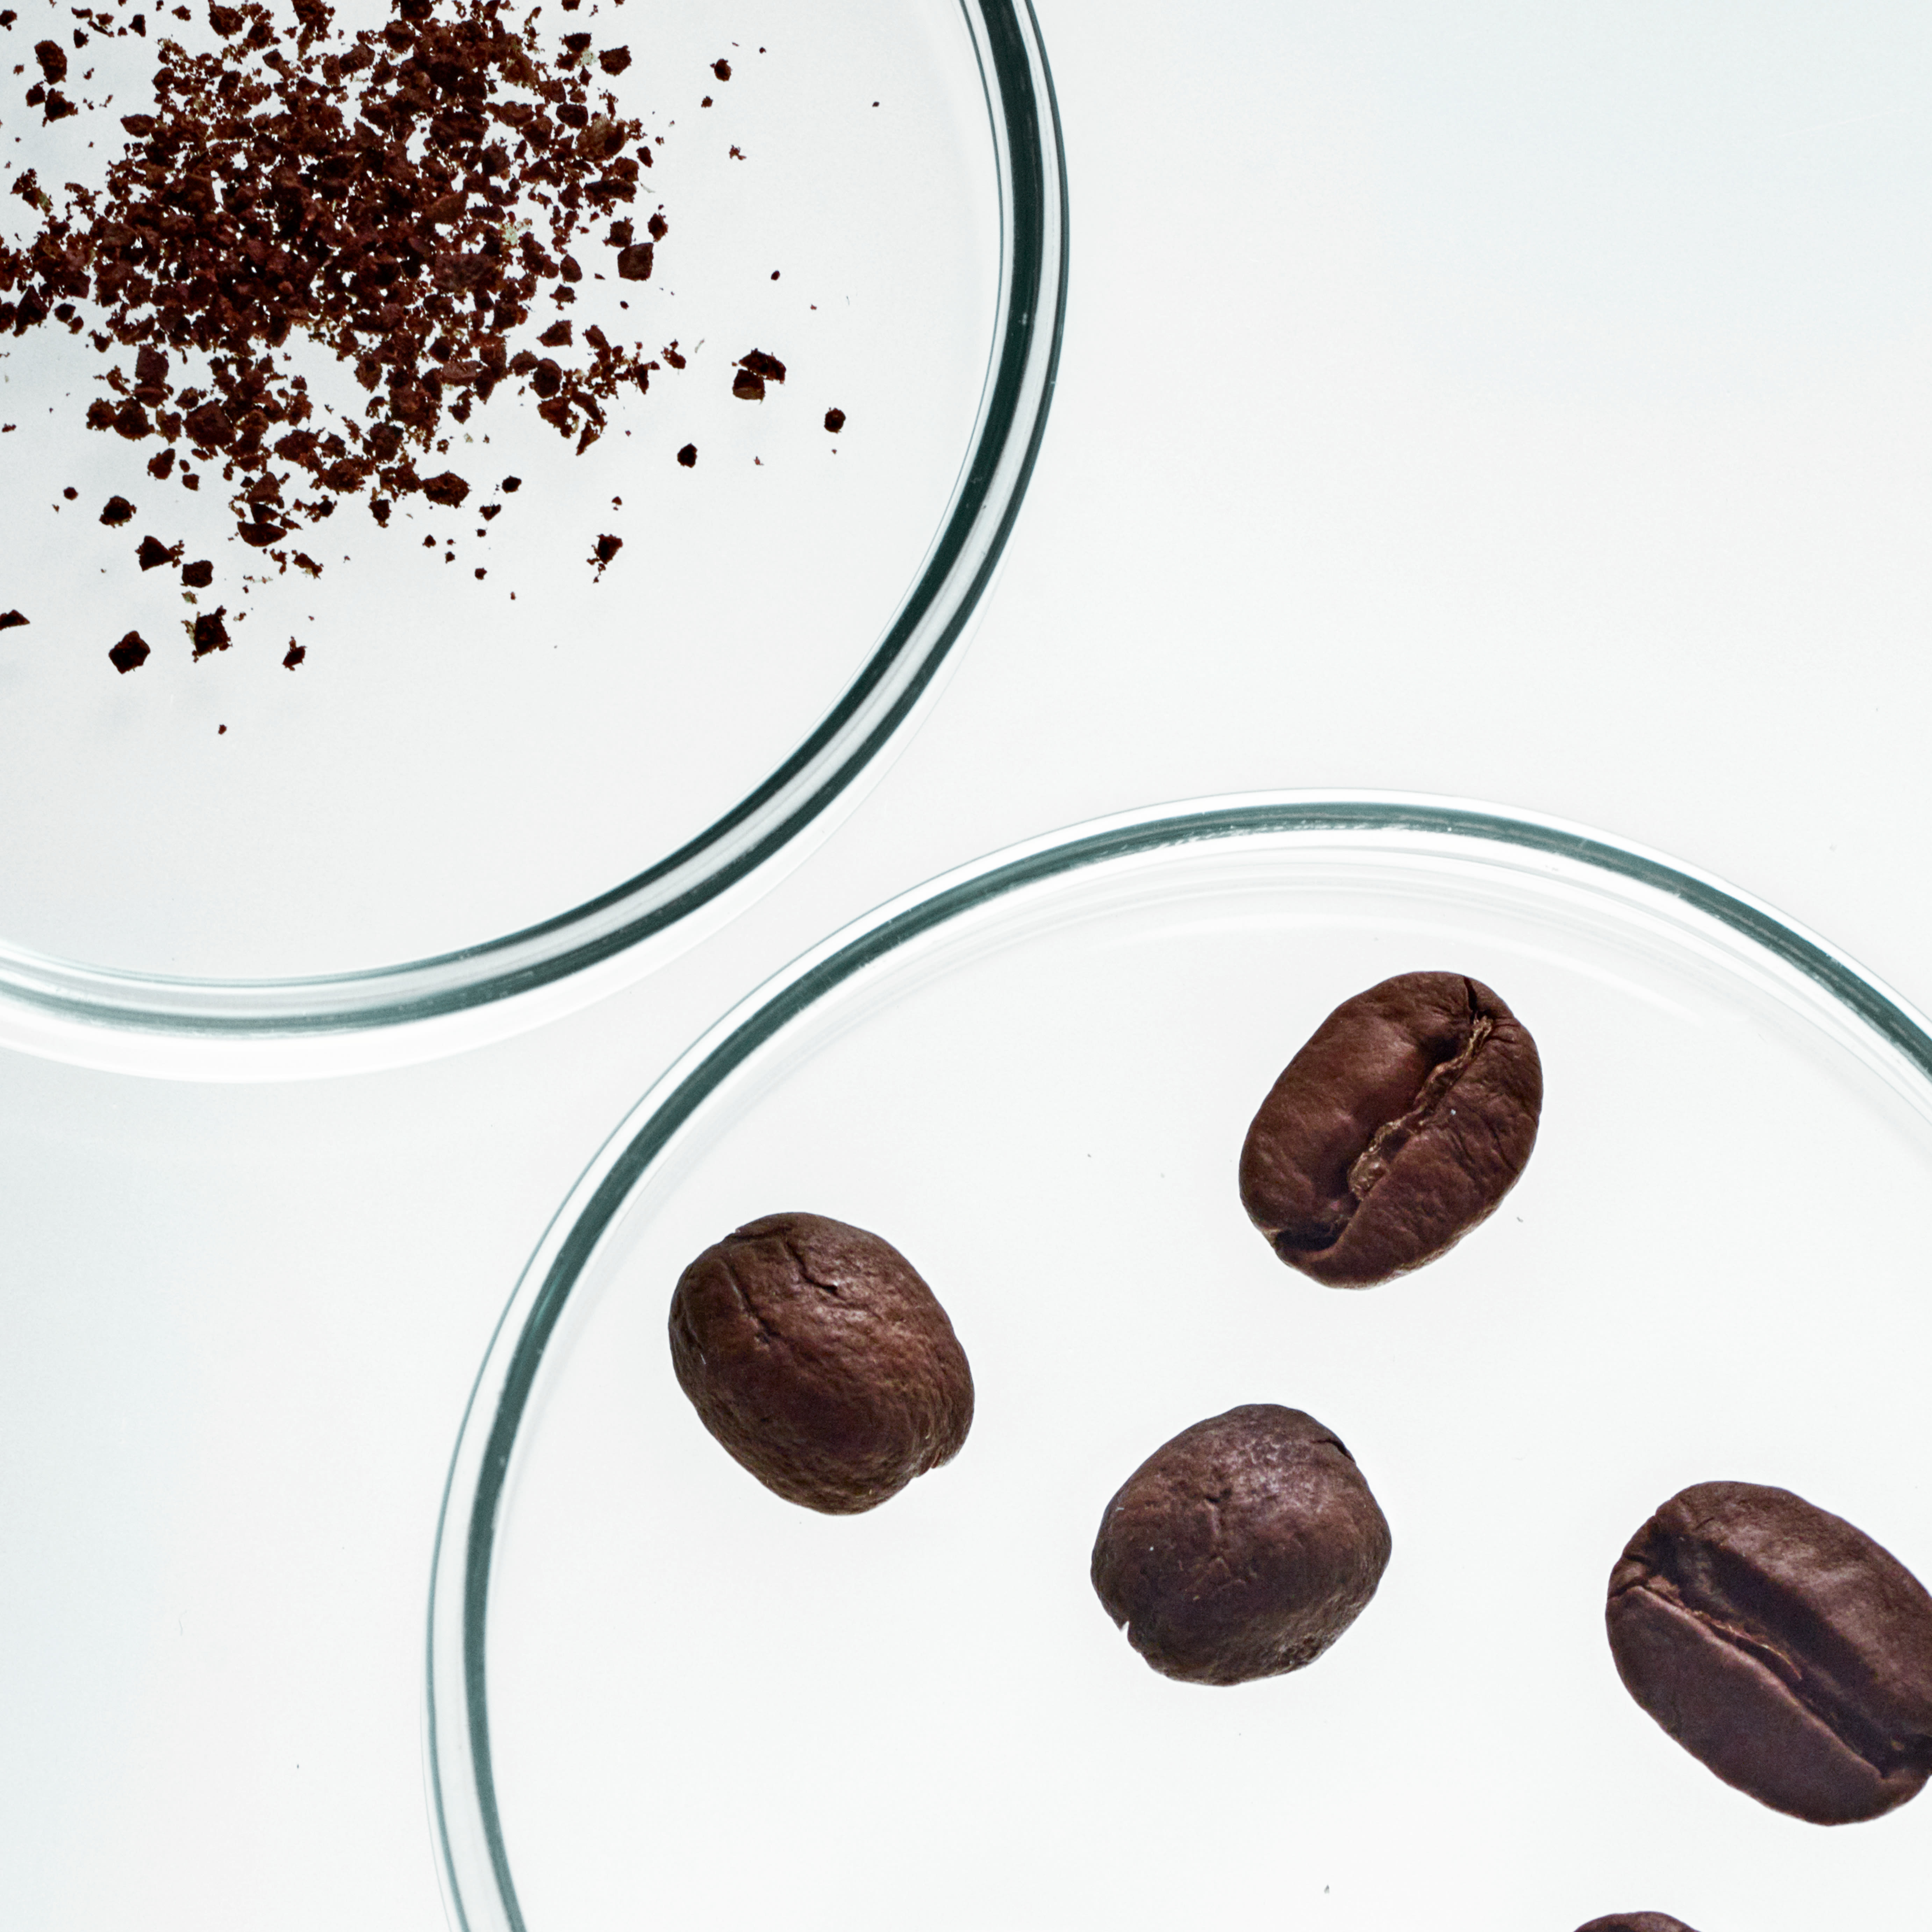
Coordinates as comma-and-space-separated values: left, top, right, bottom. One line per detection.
429, 792, 1932, 1932
0, 0, 1066, 1074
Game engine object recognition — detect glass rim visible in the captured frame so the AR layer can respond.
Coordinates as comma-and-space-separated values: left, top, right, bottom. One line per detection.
423, 786, 1932, 1932
0, 0, 1070, 1063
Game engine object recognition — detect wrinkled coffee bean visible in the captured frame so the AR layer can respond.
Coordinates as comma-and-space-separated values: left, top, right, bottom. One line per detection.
668, 1212, 973, 1515
1606, 1480, 1932, 1824
1575, 1916, 1700, 1932
1239, 971, 1542, 1287
1090, 1404, 1390, 1686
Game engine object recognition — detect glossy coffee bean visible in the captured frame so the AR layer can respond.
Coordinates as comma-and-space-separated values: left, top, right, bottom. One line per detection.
1238, 971, 1541, 1287
668, 1212, 973, 1515
1090, 1404, 1391, 1686
1575, 1915, 1700, 1932
1607, 1480, 1932, 1823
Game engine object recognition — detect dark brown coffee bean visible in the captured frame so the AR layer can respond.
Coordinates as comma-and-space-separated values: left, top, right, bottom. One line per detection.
668, 1212, 973, 1515
1575, 1916, 1700, 1932
1606, 1481, 1932, 1824
1090, 1404, 1390, 1686
1239, 971, 1542, 1287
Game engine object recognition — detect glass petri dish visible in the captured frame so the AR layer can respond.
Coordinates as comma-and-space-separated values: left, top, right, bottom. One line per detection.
428, 792, 1932, 1932
0, 0, 1065, 1075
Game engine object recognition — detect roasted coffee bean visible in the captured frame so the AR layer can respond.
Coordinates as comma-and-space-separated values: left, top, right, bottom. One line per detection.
668, 1212, 973, 1515
1239, 971, 1541, 1287
1575, 1915, 1700, 1932
1606, 1481, 1932, 1824
1090, 1404, 1390, 1686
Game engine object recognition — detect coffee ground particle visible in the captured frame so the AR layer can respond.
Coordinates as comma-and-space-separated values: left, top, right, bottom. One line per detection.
1, 609, 31, 630
191, 607, 230, 657
99, 496, 135, 527
589, 530, 620, 574
823, 407, 845, 433
421, 472, 471, 509
136, 535, 181, 570
181, 559, 214, 589
676, 442, 696, 467
282, 639, 306, 669
108, 629, 151, 672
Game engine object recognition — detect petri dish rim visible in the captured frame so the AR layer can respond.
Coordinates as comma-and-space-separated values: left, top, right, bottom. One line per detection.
0, 0, 1068, 1061
422, 787, 1932, 1932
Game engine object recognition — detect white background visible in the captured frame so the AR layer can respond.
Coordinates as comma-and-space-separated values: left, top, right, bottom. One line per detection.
3, 1, 1931, 1926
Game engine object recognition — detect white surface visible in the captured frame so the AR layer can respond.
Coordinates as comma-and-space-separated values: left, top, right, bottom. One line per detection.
5, 2, 1932, 1927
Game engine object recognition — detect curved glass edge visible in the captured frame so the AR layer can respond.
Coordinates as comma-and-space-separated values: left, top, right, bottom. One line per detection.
0, 0, 1071, 1048
422, 787, 1932, 1932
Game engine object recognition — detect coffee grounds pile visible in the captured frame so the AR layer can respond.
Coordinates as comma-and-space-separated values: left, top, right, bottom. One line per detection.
1, 0, 682, 590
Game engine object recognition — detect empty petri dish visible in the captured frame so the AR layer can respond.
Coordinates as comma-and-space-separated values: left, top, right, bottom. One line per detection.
0, 0, 1066, 1072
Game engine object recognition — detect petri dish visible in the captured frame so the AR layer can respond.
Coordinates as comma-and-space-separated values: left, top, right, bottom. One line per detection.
0, 0, 1065, 1074
429, 792, 1932, 1932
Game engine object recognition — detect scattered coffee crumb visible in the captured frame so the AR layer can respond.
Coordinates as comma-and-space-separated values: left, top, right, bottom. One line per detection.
282, 639, 306, 669
480, 504, 502, 521
108, 629, 150, 672
732, 348, 785, 405
0, 610, 28, 631
421, 473, 471, 510
62, 486, 78, 501
824, 407, 846, 433
502, 476, 523, 494
217, 723, 227, 734
191, 606, 230, 658
589, 530, 621, 575
700, 94, 711, 107
5, 0, 688, 632
7, 1, 796, 673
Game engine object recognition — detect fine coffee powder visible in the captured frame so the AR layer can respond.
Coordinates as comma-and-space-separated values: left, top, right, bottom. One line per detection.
1090, 1404, 1390, 1686
1239, 971, 1542, 1286
668, 1212, 973, 1516
1607, 1480, 1932, 1824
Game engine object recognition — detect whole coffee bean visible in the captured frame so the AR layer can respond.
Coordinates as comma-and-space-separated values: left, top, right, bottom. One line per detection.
1238, 971, 1541, 1287
1575, 1916, 1700, 1932
668, 1212, 973, 1515
1090, 1404, 1390, 1686
1606, 1480, 1932, 1824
